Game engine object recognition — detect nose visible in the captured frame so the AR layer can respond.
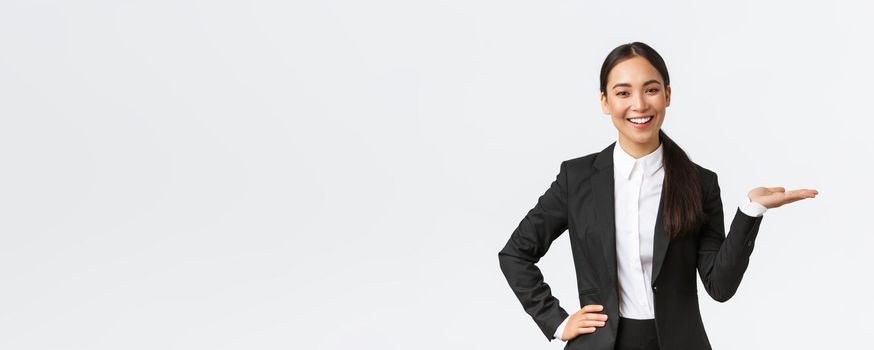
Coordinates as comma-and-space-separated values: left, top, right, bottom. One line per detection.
631, 93, 647, 112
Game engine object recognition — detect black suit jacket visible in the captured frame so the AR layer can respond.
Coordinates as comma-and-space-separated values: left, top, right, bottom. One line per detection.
498, 142, 764, 350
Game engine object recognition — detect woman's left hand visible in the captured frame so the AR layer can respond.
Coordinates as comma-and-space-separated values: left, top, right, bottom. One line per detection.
748, 187, 818, 209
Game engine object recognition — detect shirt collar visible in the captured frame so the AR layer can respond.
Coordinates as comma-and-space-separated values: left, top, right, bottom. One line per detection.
613, 140, 664, 180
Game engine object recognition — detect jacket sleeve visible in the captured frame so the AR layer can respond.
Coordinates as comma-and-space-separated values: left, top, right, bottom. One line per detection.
498, 161, 570, 341
697, 171, 765, 302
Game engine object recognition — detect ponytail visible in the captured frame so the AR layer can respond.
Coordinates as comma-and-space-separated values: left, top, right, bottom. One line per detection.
659, 129, 706, 239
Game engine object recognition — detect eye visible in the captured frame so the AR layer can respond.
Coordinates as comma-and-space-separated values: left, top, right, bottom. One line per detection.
646, 88, 660, 94
616, 91, 629, 97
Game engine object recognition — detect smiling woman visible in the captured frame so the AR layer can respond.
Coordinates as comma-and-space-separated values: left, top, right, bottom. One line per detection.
498, 42, 818, 350
600, 45, 671, 159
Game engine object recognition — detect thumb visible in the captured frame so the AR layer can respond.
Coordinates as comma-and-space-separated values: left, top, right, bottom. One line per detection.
768, 186, 786, 192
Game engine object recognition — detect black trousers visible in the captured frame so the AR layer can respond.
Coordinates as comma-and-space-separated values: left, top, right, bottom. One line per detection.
615, 317, 660, 350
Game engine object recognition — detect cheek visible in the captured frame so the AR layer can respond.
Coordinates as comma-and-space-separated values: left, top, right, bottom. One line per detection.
611, 115, 627, 128
608, 100, 629, 114
607, 105, 624, 123
647, 96, 667, 110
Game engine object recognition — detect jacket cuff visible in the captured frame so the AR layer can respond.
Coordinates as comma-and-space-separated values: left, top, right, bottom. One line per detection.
544, 309, 570, 342
552, 314, 571, 342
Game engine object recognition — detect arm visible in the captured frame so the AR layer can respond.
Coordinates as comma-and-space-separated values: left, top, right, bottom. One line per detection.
698, 171, 819, 302
498, 161, 570, 341
697, 172, 765, 302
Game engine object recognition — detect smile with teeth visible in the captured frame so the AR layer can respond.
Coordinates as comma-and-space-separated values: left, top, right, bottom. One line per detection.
628, 116, 653, 125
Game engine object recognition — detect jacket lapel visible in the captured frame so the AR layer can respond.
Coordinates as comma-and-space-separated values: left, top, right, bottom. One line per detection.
592, 141, 671, 288
651, 182, 669, 285
592, 142, 617, 282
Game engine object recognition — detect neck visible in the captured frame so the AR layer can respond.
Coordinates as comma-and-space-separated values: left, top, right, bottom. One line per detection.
617, 135, 661, 159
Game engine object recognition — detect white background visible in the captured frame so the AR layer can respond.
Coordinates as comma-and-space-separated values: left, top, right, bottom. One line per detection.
1, 1, 871, 349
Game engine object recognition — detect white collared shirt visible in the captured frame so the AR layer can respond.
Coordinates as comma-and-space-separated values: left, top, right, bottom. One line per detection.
554, 141, 767, 341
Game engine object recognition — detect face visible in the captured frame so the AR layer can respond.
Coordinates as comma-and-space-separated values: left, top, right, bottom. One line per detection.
600, 56, 671, 152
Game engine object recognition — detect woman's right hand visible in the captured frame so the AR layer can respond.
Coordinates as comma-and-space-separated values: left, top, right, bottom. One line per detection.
560, 304, 609, 341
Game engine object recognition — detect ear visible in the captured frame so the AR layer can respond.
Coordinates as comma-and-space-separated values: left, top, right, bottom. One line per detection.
600, 92, 610, 115
664, 85, 671, 107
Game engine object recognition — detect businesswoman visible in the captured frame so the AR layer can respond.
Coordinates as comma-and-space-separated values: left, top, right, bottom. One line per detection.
498, 42, 818, 350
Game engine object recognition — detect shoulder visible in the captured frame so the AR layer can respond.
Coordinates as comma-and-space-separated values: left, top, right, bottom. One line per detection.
563, 141, 614, 171
563, 152, 599, 169
557, 148, 605, 184
563, 149, 599, 168
692, 161, 719, 194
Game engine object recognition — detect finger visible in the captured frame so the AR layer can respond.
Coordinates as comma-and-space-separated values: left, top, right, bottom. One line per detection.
583, 313, 609, 321
576, 319, 607, 328
774, 191, 816, 207
787, 189, 818, 199
581, 304, 604, 313
576, 326, 597, 335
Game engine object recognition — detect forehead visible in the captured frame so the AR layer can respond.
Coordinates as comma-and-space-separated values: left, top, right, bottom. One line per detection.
607, 56, 663, 86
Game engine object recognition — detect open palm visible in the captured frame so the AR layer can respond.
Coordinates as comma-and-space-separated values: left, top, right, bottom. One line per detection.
748, 187, 818, 209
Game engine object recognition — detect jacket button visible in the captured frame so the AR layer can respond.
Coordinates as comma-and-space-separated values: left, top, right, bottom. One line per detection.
747, 241, 753, 247
652, 286, 658, 293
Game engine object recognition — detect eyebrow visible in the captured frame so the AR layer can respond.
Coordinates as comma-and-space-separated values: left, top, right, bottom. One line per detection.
611, 79, 662, 89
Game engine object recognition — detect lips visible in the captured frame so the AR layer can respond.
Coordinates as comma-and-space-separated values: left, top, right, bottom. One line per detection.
627, 115, 653, 124
626, 115, 654, 128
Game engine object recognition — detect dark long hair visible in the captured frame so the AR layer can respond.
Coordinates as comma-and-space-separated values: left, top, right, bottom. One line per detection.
599, 42, 705, 239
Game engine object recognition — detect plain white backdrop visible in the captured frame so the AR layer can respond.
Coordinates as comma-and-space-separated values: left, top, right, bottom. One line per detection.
1, 0, 871, 349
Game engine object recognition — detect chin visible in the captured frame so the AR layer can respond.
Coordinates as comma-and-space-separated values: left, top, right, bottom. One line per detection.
623, 133, 658, 145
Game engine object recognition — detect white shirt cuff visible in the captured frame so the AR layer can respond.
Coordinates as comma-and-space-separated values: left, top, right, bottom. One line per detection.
739, 193, 767, 217
554, 315, 570, 342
